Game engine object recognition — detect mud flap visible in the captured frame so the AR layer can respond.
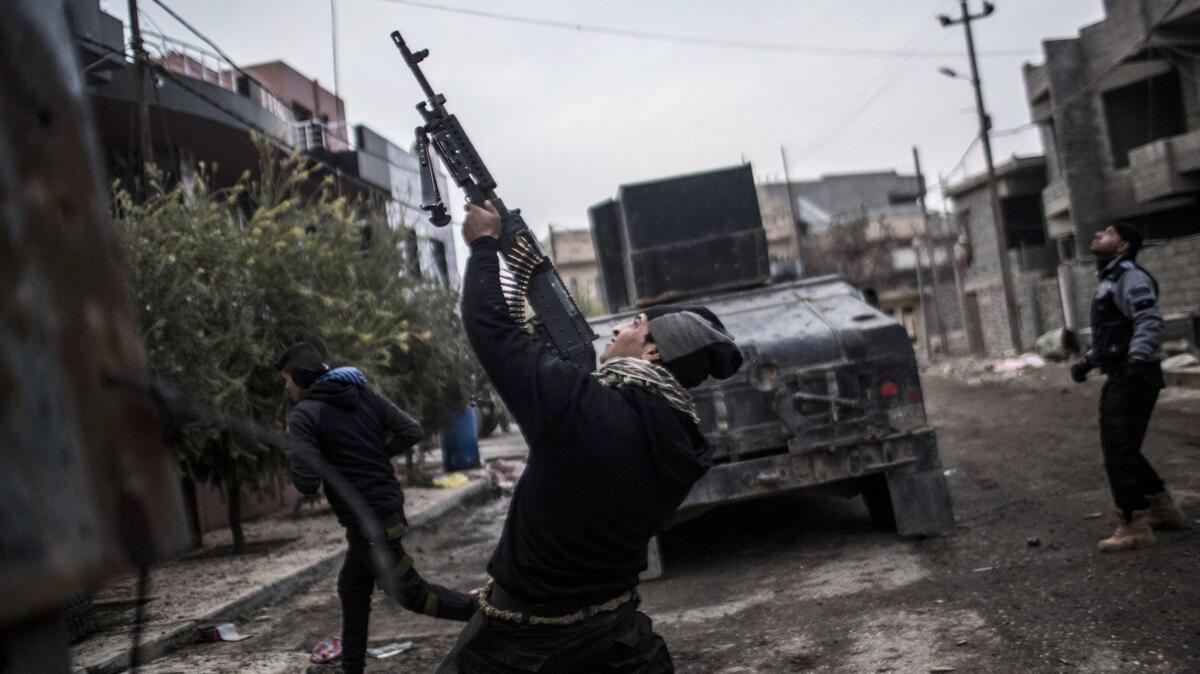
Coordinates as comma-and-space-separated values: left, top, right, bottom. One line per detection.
886, 468, 954, 537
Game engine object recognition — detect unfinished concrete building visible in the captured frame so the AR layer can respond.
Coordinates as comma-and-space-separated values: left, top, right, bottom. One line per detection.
945, 156, 1058, 355
1024, 0, 1200, 343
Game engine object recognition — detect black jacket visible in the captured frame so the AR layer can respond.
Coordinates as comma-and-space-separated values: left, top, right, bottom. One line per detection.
287, 377, 423, 532
462, 236, 712, 604
1088, 255, 1164, 372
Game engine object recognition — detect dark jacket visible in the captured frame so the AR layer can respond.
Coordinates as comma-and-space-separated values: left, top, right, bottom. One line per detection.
287, 375, 423, 532
1088, 255, 1164, 372
462, 236, 712, 605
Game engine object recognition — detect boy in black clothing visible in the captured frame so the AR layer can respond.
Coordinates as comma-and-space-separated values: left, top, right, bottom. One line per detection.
277, 343, 478, 674
438, 203, 742, 673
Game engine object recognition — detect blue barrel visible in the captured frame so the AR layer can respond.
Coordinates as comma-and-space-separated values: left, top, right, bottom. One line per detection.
440, 407, 480, 472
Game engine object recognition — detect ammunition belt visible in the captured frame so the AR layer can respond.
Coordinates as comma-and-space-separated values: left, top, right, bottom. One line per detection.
478, 579, 637, 626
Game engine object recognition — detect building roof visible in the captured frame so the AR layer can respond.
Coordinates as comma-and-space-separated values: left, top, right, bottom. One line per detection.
943, 155, 1047, 199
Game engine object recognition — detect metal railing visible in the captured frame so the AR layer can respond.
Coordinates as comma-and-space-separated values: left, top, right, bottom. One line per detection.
141, 30, 293, 127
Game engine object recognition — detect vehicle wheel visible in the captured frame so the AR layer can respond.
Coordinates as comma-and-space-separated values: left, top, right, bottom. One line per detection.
861, 474, 897, 531
63, 592, 97, 643
475, 400, 498, 438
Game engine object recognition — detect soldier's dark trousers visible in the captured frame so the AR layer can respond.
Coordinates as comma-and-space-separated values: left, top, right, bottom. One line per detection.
1099, 361, 1166, 519
436, 599, 673, 673
339, 531, 478, 674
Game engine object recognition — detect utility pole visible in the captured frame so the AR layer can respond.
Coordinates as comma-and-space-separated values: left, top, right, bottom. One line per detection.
780, 146, 805, 275
912, 147, 948, 354
128, 0, 154, 188
939, 0, 1023, 352
330, 0, 346, 139
939, 173, 976, 356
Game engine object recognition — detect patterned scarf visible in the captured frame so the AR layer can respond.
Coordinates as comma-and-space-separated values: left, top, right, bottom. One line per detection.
594, 357, 699, 424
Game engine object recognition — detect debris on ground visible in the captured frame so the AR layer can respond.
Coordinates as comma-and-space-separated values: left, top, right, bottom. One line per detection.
1033, 328, 1079, 362
432, 472, 470, 488
1083, 512, 1104, 520
487, 459, 526, 492
1026, 537, 1041, 547
1162, 353, 1198, 370
991, 354, 1046, 374
197, 623, 251, 642
310, 635, 342, 664
367, 641, 414, 658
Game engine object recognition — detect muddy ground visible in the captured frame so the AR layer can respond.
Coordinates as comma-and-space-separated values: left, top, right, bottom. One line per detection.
143, 364, 1200, 673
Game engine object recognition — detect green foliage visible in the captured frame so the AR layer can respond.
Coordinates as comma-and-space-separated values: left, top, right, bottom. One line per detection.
115, 138, 478, 496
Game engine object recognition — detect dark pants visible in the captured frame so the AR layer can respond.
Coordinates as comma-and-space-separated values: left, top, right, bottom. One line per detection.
436, 598, 672, 673
1099, 361, 1166, 519
339, 530, 478, 674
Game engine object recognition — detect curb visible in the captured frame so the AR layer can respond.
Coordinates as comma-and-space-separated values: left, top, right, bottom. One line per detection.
86, 478, 493, 674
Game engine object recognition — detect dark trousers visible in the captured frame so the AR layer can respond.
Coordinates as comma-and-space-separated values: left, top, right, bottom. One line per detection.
1099, 361, 1166, 519
339, 530, 478, 674
436, 598, 672, 673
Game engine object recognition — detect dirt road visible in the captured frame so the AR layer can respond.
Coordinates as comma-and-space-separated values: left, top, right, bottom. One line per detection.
141, 364, 1200, 673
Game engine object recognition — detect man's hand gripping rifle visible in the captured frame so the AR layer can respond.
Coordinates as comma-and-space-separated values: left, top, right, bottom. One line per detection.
390, 30, 597, 371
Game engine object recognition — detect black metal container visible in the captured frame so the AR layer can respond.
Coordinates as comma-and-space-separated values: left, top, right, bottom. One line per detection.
587, 198, 631, 313
615, 164, 770, 305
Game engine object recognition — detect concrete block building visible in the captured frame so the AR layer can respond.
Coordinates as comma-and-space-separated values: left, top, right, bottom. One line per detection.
1023, 0, 1200, 343
945, 156, 1060, 355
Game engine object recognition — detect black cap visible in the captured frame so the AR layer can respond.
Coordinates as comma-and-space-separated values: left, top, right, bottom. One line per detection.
642, 305, 743, 388
1112, 221, 1143, 256
275, 343, 329, 389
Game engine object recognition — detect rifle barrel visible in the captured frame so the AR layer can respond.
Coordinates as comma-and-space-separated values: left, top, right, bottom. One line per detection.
390, 31, 440, 107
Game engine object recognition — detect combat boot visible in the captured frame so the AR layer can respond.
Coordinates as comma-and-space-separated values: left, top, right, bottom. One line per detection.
1097, 511, 1156, 553
1146, 491, 1187, 530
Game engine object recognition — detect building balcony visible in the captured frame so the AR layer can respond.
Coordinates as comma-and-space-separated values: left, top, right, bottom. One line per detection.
1041, 178, 1071, 219
1128, 128, 1200, 203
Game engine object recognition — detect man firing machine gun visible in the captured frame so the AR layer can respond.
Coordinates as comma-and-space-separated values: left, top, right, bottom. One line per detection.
391, 31, 744, 673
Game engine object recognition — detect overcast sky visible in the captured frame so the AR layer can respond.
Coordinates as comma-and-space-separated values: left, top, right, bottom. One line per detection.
103, 0, 1106, 270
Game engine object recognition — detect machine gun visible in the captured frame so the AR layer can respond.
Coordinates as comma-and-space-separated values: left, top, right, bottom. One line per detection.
390, 30, 597, 371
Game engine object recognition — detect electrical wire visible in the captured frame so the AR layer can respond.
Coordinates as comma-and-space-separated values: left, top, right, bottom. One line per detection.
372, 0, 1036, 59
792, 1, 955, 158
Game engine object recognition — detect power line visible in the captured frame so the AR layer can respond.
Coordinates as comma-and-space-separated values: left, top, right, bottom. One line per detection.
372, 0, 1037, 59
792, 2, 954, 157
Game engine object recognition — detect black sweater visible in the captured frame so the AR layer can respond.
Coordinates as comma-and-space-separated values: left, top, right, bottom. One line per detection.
287, 379, 423, 531
462, 236, 712, 604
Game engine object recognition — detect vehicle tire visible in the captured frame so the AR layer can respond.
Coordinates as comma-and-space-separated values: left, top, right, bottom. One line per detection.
861, 474, 897, 531
475, 400, 498, 438
63, 592, 97, 644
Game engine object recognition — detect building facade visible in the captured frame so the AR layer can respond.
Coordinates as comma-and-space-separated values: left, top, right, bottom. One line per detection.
69, 0, 458, 290
545, 227, 605, 317
1023, 0, 1200, 341
945, 156, 1060, 355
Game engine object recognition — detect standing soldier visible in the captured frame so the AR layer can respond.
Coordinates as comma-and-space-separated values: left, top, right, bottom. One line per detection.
440, 202, 742, 672
277, 343, 479, 674
1070, 223, 1186, 552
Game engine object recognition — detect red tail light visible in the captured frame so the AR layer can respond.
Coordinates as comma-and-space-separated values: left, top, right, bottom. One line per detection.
908, 388, 923, 404
879, 381, 900, 398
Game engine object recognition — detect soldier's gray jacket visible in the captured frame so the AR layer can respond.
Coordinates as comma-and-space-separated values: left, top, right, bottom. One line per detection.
1087, 255, 1164, 371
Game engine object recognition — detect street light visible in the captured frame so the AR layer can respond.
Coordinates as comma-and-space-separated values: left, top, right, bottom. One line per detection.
938, 0, 1023, 353
937, 66, 969, 81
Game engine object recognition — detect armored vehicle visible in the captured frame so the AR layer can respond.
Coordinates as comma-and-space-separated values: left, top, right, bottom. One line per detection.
587, 165, 954, 538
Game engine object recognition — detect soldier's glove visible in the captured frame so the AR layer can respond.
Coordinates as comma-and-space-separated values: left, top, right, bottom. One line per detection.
1069, 360, 1093, 384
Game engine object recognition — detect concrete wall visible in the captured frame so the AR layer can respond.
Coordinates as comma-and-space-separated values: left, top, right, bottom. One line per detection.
1066, 235, 1200, 337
